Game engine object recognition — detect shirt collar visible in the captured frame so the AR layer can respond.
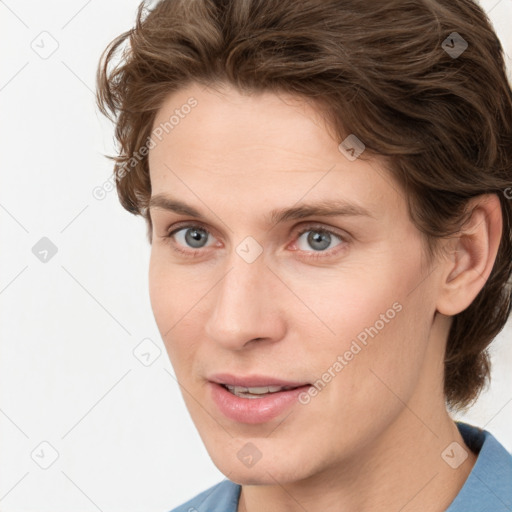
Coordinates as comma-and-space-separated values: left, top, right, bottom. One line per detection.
446, 421, 512, 511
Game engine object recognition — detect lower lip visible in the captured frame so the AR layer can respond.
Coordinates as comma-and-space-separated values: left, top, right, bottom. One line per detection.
209, 382, 312, 424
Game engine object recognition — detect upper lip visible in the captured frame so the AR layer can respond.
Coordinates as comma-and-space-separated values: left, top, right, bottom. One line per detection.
208, 373, 310, 388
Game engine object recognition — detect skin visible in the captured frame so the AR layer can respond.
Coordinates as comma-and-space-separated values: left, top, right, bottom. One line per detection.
147, 82, 502, 512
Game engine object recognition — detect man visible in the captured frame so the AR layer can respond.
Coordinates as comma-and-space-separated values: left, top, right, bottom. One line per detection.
97, 0, 512, 510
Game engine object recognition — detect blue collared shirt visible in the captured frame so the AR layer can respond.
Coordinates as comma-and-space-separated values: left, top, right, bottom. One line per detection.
169, 422, 512, 512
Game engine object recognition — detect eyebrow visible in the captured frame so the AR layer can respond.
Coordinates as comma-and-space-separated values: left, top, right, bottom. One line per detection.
148, 194, 375, 225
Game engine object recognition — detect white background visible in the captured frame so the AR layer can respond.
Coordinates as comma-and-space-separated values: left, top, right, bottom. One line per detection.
1, 1, 511, 511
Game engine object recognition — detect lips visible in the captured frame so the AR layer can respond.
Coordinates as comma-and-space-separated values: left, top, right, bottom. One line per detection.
207, 373, 312, 423
208, 373, 310, 388
209, 382, 312, 423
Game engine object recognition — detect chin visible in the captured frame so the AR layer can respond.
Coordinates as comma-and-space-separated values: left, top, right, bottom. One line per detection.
209, 444, 314, 486
219, 465, 304, 486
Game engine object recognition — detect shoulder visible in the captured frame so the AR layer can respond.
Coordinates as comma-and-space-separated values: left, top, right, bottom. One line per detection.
168, 479, 241, 512
447, 422, 512, 512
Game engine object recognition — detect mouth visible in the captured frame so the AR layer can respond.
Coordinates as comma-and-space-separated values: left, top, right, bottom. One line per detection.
207, 374, 312, 424
221, 383, 303, 399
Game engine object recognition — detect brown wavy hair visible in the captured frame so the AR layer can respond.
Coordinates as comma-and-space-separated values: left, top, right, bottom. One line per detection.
96, 0, 512, 411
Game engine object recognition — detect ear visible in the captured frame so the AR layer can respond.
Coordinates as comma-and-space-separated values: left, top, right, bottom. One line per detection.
436, 194, 503, 316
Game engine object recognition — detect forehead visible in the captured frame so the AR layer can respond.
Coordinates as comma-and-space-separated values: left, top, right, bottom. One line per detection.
147, 82, 405, 221
150, 82, 335, 165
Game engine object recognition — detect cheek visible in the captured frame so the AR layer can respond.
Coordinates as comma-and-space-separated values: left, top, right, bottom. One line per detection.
304, 250, 431, 403
148, 250, 185, 347
295, 269, 404, 355
330, 290, 432, 415
148, 249, 206, 368
148, 250, 168, 324
148, 247, 194, 315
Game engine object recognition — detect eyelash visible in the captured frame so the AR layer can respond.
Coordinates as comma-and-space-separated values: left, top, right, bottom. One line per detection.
163, 223, 347, 260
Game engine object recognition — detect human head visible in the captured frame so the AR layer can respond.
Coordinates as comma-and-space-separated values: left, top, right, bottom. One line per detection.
97, 0, 512, 411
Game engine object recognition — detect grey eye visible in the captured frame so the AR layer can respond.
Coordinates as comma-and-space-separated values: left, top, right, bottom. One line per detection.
174, 227, 213, 249
297, 230, 342, 251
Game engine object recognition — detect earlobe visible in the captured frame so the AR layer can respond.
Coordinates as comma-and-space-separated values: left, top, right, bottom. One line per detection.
436, 194, 503, 316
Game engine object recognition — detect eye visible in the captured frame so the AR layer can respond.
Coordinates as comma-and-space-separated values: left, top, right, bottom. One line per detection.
167, 224, 217, 251
294, 225, 345, 254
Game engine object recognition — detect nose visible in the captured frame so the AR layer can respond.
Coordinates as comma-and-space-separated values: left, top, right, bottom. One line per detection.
204, 248, 286, 350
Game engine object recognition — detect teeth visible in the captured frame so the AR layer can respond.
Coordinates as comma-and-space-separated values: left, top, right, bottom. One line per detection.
225, 385, 295, 398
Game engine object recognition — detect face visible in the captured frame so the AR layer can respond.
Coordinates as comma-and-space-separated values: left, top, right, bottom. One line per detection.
148, 82, 443, 485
